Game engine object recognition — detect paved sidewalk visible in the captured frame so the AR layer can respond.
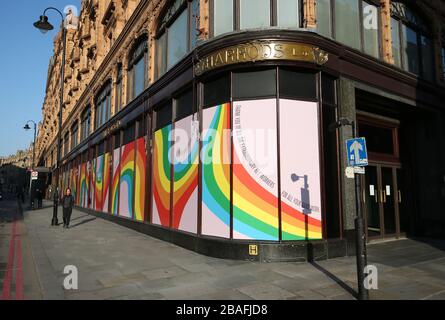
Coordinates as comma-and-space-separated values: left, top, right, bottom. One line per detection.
0, 199, 42, 300
9, 204, 445, 300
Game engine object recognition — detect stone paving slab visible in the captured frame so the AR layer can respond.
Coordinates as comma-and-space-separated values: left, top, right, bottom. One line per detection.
6, 204, 444, 300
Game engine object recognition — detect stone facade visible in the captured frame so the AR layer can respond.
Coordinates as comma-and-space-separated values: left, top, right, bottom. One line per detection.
35, 0, 445, 168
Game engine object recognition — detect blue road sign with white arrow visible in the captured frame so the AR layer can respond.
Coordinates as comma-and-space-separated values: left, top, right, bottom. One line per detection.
346, 137, 368, 167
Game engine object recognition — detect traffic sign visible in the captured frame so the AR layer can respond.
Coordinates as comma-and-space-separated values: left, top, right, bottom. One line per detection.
31, 171, 38, 180
346, 137, 368, 167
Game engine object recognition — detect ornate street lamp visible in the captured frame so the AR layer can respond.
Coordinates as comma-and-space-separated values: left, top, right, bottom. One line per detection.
34, 7, 68, 226
24, 120, 37, 208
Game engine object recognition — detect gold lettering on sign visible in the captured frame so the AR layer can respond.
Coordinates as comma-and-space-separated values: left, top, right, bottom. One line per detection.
195, 40, 328, 76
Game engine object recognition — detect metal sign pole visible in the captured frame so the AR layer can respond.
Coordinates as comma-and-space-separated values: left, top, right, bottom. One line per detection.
351, 121, 369, 300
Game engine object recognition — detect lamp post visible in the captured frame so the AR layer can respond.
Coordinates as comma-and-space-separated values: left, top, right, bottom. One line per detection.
23, 120, 37, 207
329, 117, 369, 300
34, 7, 67, 226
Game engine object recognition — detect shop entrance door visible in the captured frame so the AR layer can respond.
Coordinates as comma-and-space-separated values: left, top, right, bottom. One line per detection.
361, 165, 403, 240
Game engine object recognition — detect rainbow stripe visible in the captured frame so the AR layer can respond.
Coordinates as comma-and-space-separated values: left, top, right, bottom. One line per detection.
88, 161, 94, 209
111, 148, 120, 215
70, 167, 78, 203
79, 163, 87, 207
94, 155, 104, 211
134, 138, 146, 222
201, 104, 231, 238
152, 125, 171, 227
172, 116, 199, 232
281, 200, 323, 240
103, 153, 111, 213
88, 159, 96, 209
119, 142, 135, 218
233, 149, 279, 240
76, 165, 81, 205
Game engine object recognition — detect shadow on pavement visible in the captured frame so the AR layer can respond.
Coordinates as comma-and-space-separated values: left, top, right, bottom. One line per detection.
69, 214, 91, 222
69, 217, 96, 228
409, 237, 445, 252
309, 261, 358, 299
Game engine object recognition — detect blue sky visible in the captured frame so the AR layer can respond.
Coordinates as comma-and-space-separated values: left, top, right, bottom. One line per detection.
0, 0, 80, 157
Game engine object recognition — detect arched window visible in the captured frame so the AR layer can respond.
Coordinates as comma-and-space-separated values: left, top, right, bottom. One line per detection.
212, 0, 301, 37
128, 35, 148, 100
316, 0, 381, 58
155, 0, 200, 78
391, 2, 434, 81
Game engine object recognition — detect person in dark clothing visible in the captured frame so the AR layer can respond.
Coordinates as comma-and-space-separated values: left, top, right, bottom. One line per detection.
36, 187, 43, 209
62, 188, 74, 229
16, 187, 24, 204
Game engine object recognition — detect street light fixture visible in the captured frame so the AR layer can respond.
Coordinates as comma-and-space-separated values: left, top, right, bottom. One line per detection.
23, 120, 37, 169
24, 120, 37, 209
33, 15, 54, 33
330, 117, 369, 300
34, 7, 67, 226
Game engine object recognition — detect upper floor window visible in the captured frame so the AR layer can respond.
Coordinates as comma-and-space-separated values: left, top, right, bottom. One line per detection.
95, 83, 111, 129
156, 0, 200, 78
116, 64, 123, 112
63, 132, 69, 156
391, 2, 434, 81
81, 107, 91, 142
212, 0, 301, 37
128, 36, 148, 100
316, 0, 380, 59
71, 122, 78, 151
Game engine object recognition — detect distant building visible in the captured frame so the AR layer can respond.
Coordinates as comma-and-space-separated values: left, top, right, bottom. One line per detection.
0, 147, 32, 169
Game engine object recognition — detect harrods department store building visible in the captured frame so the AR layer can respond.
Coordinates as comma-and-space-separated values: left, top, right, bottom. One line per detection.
35, 0, 445, 261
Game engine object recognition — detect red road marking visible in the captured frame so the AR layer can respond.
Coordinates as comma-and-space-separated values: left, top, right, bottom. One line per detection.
1, 219, 16, 300
15, 229, 23, 300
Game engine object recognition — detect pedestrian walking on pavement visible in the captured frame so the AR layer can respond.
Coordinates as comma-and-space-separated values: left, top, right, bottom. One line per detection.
62, 188, 74, 229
